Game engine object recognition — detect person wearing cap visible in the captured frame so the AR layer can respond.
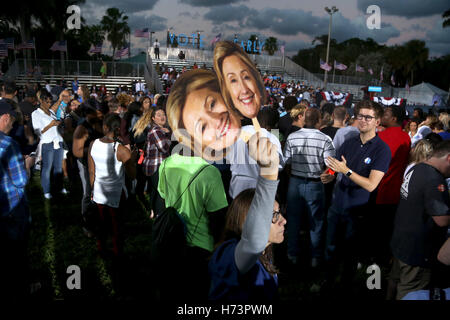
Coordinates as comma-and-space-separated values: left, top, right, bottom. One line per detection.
0, 100, 35, 300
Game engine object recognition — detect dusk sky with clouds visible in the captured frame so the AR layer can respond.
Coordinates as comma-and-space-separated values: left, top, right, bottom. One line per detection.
80, 0, 450, 57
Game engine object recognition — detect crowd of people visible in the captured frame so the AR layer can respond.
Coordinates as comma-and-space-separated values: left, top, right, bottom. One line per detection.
1, 43, 450, 302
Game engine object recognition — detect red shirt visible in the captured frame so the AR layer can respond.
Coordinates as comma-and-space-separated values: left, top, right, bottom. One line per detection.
376, 126, 411, 204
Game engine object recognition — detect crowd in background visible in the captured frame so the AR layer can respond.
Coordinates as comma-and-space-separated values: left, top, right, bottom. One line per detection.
1, 69, 450, 302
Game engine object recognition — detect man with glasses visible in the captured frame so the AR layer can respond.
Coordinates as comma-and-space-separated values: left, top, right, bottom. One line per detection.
320, 100, 391, 291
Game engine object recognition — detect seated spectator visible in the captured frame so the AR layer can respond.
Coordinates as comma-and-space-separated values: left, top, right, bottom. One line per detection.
178, 50, 185, 61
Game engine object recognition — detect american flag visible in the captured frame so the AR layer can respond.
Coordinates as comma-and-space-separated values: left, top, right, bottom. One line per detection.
320, 59, 332, 71
50, 40, 67, 52
391, 73, 395, 86
0, 38, 14, 49
0, 44, 8, 57
405, 80, 410, 93
211, 33, 221, 46
88, 43, 102, 55
368, 68, 373, 75
134, 28, 149, 38
356, 64, 365, 73
16, 39, 35, 50
380, 66, 384, 81
334, 60, 347, 70
115, 46, 129, 59
280, 45, 285, 55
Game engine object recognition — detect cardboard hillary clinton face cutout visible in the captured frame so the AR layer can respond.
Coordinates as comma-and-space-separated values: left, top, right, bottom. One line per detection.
214, 41, 266, 120
166, 69, 241, 160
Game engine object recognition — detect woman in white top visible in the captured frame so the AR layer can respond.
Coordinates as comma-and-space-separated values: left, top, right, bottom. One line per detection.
88, 113, 136, 256
31, 90, 66, 199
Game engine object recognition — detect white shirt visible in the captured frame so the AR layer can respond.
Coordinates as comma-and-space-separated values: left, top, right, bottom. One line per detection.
31, 108, 63, 145
153, 41, 160, 48
226, 125, 283, 199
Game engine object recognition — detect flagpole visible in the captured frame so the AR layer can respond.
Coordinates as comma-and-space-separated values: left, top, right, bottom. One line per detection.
332, 60, 335, 84
33, 38, 37, 62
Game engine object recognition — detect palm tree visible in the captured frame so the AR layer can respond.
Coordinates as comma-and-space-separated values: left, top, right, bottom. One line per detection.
404, 40, 429, 85
85, 25, 105, 47
443, 9, 450, 28
264, 37, 278, 56
101, 8, 130, 60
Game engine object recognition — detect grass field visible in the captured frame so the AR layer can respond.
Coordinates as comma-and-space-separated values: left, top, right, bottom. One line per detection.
25, 171, 388, 301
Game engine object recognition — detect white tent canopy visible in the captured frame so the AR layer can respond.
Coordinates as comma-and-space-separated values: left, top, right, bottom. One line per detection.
398, 82, 449, 106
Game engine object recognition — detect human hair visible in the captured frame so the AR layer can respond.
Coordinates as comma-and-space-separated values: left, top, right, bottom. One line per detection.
108, 98, 120, 113
3, 81, 16, 94
221, 189, 278, 276
283, 96, 299, 112
439, 112, 449, 130
386, 106, 406, 125
257, 107, 279, 131
409, 139, 433, 164
435, 121, 444, 131
354, 100, 383, 119
290, 104, 307, 121
80, 85, 90, 102
304, 108, 321, 128
424, 132, 443, 148
425, 115, 439, 130
414, 108, 424, 120
431, 140, 450, 158
213, 41, 266, 116
38, 89, 52, 103
166, 69, 220, 147
333, 106, 347, 121
139, 96, 152, 106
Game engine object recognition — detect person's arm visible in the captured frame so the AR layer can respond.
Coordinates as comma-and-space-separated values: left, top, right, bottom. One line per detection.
87, 141, 95, 189
41, 119, 60, 135
7, 142, 29, 188
326, 155, 386, 192
72, 125, 88, 158
432, 216, 450, 227
117, 144, 136, 179
150, 128, 171, 155
438, 238, 450, 265
234, 133, 280, 274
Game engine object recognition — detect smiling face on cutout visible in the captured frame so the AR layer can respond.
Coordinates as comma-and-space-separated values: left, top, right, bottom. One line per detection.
222, 54, 261, 119
182, 87, 241, 154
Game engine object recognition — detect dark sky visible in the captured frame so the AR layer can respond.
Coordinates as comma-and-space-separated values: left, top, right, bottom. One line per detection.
80, 0, 450, 57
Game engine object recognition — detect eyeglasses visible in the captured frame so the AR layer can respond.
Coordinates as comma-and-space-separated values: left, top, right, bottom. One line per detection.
272, 210, 282, 224
356, 114, 375, 122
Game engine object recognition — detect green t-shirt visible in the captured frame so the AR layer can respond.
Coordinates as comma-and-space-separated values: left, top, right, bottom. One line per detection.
158, 154, 228, 252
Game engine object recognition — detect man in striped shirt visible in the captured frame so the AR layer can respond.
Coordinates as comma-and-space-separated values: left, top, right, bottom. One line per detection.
283, 108, 336, 267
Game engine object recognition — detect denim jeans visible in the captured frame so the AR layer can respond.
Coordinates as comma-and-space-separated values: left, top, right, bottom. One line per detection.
77, 159, 91, 217
286, 176, 325, 259
41, 142, 64, 194
324, 205, 356, 263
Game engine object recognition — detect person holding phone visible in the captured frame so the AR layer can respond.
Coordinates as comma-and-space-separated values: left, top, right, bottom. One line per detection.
31, 90, 66, 199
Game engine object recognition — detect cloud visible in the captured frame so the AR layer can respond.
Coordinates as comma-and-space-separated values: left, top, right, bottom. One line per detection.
357, 0, 449, 18
179, 0, 246, 7
284, 40, 309, 53
84, 0, 160, 13
179, 11, 191, 17
426, 21, 450, 56
128, 13, 167, 32
204, 4, 256, 25
410, 24, 427, 32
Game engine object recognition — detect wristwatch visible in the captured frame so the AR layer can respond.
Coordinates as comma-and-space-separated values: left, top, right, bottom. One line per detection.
346, 169, 353, 177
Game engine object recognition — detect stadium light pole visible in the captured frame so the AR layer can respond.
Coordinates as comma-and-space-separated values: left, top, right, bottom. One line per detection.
324, 6, 338, 90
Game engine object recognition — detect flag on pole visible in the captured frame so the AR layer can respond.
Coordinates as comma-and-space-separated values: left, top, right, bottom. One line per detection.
380, 66, 384, 81
334, 60, 347, 70
320, 59, 332, 71
391, 73, 395, 86
88, 43, 103, 55
0, 38, 15, 49
50, 40, 67, 52
134, 28, 150, 38
368, 68, 373, 75
114, 46, 129, 59
280, 45, 285, 55
356, 64, 365, 73
211, 33, 222, 46
405, 80, 410, 93
16, 39, 35, 50
0, 44, 8, 57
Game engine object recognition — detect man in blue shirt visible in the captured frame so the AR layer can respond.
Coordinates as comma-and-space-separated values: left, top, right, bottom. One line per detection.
71, 77, 79, 93
321, 100, 391, 290
0, 100, 35, 300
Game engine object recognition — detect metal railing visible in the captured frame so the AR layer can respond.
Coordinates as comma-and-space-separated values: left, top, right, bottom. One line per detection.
7, 59, 146, 78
